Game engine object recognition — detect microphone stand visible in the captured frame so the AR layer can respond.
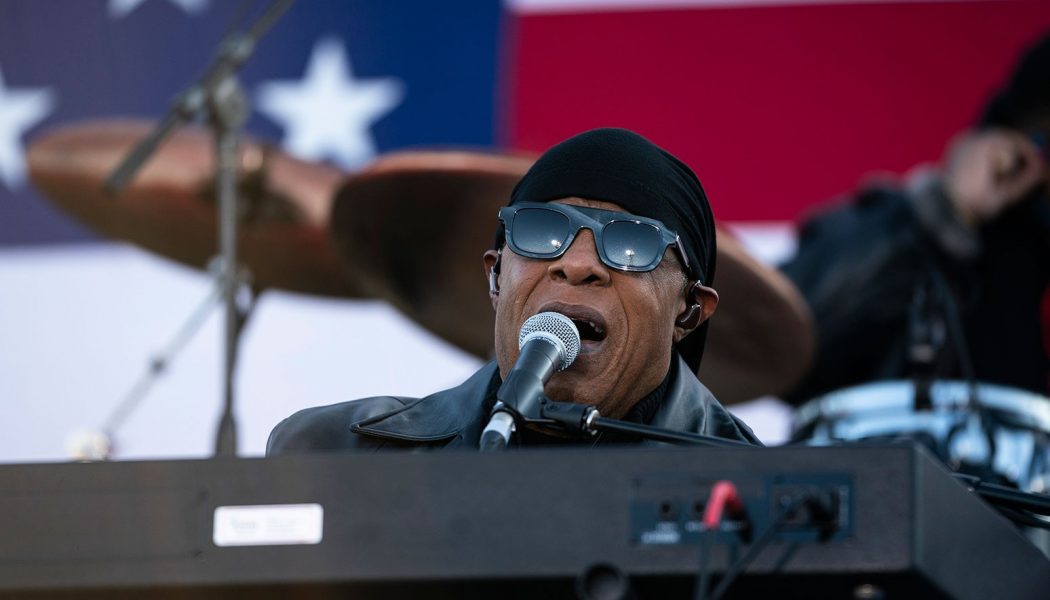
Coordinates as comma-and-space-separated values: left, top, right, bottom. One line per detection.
103, 0, 294, 457
954, 473, 1050, 559
954, 474, 1050, 517
538, 400, 756, 449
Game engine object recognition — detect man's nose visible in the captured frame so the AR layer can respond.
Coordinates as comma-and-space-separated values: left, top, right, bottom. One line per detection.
548, 229, 611, 286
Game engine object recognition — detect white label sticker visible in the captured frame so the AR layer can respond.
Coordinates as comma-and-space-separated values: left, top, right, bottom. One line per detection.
213, 504, 324, 547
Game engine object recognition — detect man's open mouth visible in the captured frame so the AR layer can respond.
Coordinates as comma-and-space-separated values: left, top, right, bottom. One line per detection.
571, 318, 607, 342
538, 302, 609, 348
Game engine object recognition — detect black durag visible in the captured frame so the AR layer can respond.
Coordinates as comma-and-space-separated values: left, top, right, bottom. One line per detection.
497, 128, 717, 372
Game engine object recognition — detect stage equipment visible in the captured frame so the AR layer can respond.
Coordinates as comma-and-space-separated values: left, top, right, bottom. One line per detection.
29, 0, 297, 457
31, 133, 814, 407
29, 120, 358, 298
791, 380, 1050, 493
0, 445, 1045, 598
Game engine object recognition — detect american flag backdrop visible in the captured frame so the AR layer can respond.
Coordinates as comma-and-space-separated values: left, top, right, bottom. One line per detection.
0, 0, 1047, 461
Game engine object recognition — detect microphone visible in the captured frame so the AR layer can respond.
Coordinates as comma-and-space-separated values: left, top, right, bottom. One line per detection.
480, 312, 581, 451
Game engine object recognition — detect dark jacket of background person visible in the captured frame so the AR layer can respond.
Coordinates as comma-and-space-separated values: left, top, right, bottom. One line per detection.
781, 32, 1050, 407
780, 173, 1050, 406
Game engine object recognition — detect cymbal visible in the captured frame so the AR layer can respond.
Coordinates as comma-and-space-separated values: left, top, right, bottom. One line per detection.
27, 119, 362, 298
332, 151, 815, 404
701, 230, 815, 403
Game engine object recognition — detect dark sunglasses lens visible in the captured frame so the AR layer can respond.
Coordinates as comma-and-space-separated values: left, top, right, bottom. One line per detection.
511, 208, 572, 255
603, 221, 662, 269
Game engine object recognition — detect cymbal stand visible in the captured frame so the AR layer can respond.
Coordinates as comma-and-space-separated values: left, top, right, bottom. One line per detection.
82, 261, 251, 460
103, 0, 293, 457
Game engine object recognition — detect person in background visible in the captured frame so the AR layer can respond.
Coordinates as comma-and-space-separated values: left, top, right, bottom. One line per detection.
781, 33, 1050, 406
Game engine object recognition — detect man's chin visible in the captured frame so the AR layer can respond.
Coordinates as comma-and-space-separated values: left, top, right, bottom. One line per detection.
546, 369, 606, 407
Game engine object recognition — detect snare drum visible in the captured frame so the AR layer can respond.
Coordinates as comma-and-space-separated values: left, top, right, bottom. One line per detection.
791, 380, 1050, 492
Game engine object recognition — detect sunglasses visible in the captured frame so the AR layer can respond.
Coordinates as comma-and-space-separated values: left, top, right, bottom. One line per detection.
498, 202, 691, 274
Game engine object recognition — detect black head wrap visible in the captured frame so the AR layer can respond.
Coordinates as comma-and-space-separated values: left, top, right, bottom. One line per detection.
497, 128, 717, 372
979, 31, 1050, 129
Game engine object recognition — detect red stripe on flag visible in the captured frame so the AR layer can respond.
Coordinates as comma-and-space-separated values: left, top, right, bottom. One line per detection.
504, 1, 1050, 221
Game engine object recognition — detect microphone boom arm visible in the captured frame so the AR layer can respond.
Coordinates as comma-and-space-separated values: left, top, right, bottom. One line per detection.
542, 401, 756, 448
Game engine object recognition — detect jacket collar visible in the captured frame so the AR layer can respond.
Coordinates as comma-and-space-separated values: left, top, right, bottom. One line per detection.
349, 357, 718, 447
350, 362, 500, 447
650, 356, 707, 432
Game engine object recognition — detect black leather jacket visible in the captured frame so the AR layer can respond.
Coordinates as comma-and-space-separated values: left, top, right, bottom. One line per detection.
781, 173, 1050, 405
267, 357, 760, 454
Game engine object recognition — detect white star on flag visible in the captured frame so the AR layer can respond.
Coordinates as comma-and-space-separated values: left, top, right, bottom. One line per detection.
0, 68, 55, 191
108, 0, 209, 18
256, 37, 405, 170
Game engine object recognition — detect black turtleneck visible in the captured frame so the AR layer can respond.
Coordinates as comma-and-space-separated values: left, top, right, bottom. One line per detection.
622, 356, 677, 425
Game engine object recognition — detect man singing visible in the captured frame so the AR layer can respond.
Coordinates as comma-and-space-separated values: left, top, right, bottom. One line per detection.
267, 128, 758, 453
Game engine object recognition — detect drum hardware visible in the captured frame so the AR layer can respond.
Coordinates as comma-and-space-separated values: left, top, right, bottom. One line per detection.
65, 260, 254, 461
904, 259, 1000, 474
940, 263, 1006, 476
29, 120, 358, 297
946, 413, 996, 475
30, 115, 368, 459
907, 278, 947, 411
792, 380, 1050, 493
101, 0, 292, 457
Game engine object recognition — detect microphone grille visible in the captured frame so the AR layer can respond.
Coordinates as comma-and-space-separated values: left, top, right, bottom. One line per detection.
519, 312, 581, 371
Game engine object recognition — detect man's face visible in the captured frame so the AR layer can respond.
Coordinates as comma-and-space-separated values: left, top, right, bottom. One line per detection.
485, 197, 696, 419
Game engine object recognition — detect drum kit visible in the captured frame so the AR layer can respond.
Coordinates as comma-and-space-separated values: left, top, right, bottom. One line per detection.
794, 380, 1050, 493
25, 118, 1050, 498
27, 119, 817, 404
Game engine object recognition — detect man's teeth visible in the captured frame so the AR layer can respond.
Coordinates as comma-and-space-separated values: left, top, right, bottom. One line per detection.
572, 319, 605, 340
